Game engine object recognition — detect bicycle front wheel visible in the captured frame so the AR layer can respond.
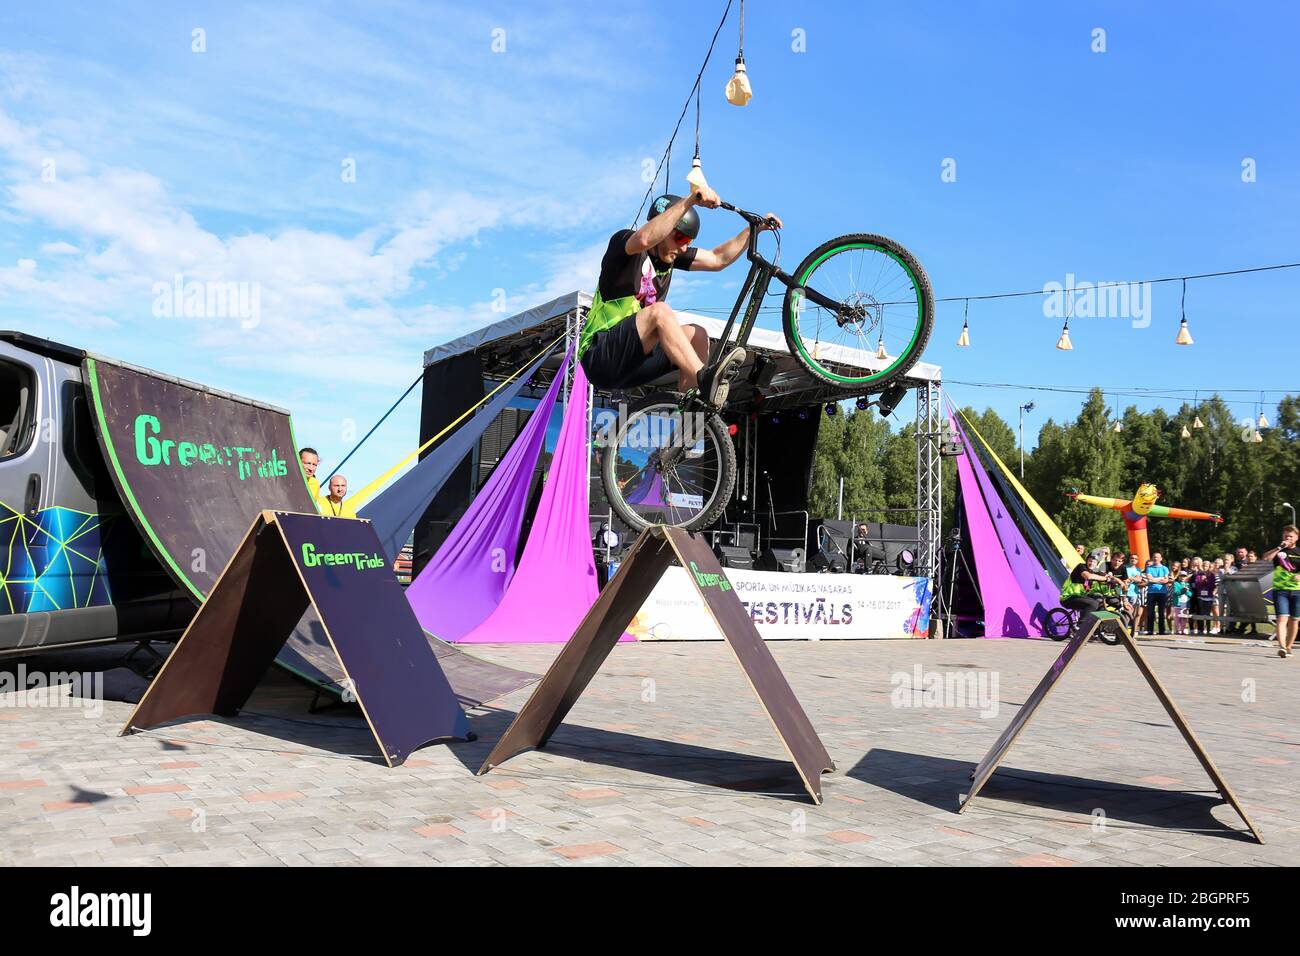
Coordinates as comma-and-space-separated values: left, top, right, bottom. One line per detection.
783, 233, 934, 390
601, 394, 736, 533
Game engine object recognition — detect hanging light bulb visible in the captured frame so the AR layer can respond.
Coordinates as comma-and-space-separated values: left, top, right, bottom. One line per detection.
1175, 278, 1193, 345
1193, 415, 1203, 429
957, 299, 970, 347
1181, 424, 1191, 439
725, 57, 752, 106
876, 333, 888, 360
686, 154, 709, 195
1258, 411, 1269, 429
1056, 318, 1073, 351
1252, 429, 1264, 444
726, 1, 752, 106
1113, 420, 1123, 433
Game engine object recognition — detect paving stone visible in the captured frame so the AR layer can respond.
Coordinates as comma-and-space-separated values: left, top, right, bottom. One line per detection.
0, 639, 1289, 866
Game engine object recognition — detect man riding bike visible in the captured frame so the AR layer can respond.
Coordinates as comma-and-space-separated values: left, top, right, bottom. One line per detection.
1059, 553, 1122, 616
578, 187, 782, 407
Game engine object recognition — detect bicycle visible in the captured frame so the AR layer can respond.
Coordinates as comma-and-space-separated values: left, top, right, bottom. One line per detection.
1043, 593, 1132, 645
601, 200, 934, 533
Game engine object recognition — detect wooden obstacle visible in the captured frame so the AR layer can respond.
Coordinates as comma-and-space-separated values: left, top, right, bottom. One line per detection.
478, 525, 835, 803
121, 511, 470, 766
961, 609, 1263, 843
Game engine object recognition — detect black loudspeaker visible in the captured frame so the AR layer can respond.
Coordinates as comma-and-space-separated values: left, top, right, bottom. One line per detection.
1221, 562, 1278, 623
715, 544, 755, 571
809, 549, 848, 573
758, 547, 805, 573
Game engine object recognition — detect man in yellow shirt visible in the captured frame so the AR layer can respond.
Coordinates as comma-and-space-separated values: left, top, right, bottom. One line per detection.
321, 474, 357, 518
300, 447, 321, 500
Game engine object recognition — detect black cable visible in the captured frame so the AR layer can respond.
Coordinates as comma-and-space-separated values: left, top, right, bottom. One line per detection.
678, 259, 1300, 314
324, 368, 424, 482
632, 0, 734, 227
947, 380, 1293, 412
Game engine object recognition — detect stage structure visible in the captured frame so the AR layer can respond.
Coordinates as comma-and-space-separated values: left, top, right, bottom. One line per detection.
415, 292, 944, 579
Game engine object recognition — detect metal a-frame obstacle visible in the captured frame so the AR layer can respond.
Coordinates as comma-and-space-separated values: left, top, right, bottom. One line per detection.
961, 609, 1263, 843
478, 526, 835, 803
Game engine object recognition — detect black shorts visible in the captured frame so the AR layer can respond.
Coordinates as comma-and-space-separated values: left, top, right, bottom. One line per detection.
580, 315, 674, 390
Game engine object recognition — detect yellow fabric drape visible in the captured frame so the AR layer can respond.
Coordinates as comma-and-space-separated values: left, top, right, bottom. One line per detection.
343, 333, 566, 512
957, 408, 1083, 570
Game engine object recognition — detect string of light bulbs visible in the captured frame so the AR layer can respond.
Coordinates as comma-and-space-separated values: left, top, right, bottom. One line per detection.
677, 258, 1300, 349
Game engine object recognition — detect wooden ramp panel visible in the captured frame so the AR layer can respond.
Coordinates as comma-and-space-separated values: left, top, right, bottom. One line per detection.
961, 610, 1263, 843
478, 526, 834, 804
122, 511, 470, 767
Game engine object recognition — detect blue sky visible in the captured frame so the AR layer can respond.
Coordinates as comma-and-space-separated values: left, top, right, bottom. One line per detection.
1, 1, 1296, 488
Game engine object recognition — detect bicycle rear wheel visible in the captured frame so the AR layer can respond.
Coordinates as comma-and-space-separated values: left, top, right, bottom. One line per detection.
783, 233, 934, 390
601, 393, 736, 533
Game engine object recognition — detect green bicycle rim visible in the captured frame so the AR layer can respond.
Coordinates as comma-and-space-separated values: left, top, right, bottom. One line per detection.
790, 242, 924, 385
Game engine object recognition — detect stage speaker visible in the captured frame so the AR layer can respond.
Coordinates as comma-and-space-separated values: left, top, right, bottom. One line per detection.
758, 547, 805, 573
715, 544, 755, 571
1221, 562, 1277, 623
809, 549, 848, 573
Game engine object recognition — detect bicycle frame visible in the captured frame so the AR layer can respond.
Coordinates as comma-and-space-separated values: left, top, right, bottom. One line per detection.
706, 201, 842, 369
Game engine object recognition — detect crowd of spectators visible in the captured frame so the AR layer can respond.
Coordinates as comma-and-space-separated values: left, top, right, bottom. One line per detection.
1072, 529, 1300, 659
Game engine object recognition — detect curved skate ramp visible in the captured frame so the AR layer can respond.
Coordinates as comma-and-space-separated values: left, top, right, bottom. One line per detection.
84, 356, 535, 706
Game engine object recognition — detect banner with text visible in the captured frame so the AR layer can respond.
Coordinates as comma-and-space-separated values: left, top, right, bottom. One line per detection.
629, 567, 932, 641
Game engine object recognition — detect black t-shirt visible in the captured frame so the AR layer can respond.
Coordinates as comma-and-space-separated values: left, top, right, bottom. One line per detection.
595, 228, 697, 307
1070, 563, 1090, 586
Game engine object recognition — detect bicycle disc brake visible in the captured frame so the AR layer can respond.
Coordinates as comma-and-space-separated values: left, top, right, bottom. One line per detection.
837, 291, 882, 332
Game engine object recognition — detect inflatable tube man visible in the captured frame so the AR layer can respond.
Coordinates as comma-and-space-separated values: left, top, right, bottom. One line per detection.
1066, 482, 1222, 567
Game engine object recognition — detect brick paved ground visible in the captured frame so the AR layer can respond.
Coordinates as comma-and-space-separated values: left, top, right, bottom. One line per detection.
1, 636, 1295, 866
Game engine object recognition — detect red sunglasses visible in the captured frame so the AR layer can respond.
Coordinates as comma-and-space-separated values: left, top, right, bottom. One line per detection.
672, 230, 693, 246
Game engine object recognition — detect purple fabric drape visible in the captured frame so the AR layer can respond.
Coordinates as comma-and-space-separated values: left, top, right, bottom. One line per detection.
459, 360, 606, 643
405, 361, 566, 642
952, 417, 1051, 636
951, 416, 1036, 638
625, 467, 666, 507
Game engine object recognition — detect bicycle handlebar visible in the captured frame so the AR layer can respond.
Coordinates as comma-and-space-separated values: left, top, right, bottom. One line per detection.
717, 199, 779, 231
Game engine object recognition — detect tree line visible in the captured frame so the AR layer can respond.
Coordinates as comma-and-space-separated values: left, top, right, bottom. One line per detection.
809, 388, 1300, 558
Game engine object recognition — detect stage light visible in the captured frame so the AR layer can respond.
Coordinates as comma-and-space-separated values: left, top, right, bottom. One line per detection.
798, 409, 808, 421
727, 423, 738, 436
855, 396, 871, 411
896, 548, 916, 573
876, 383, 909, 418
825, 403, 839, 417
771, 413, 781, 424
593, 523, 621, 552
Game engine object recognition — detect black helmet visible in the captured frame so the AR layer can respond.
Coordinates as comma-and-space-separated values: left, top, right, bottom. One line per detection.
648, 194, 700, 239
